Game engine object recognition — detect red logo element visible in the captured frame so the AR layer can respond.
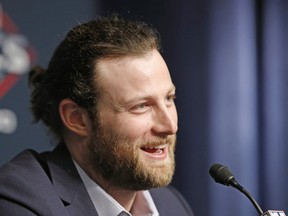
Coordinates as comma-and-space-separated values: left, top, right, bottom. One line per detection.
0, 10, 37, 99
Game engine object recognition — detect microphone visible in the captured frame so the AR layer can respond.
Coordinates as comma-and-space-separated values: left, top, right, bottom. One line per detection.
209, 163, 286, 216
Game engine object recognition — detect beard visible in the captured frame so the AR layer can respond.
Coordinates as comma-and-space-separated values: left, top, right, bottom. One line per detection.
87, 116, 176, 191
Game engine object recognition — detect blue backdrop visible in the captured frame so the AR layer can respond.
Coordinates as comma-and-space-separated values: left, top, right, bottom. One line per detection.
1, 1, 287, 216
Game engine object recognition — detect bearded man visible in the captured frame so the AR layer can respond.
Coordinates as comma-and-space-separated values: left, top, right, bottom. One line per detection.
0, 15, 194, 216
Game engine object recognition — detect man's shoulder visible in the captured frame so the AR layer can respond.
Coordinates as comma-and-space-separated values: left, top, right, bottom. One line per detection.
0, 149, 52, 196
0, 149, 70, 215
0, 149, 50, 178
149, 186, 194, 216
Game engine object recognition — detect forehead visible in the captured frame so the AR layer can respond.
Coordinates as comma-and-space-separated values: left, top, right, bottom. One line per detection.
95, 50, 174, 102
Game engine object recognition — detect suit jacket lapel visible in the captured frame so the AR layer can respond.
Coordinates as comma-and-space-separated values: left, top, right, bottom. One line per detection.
46, 144, 98, 216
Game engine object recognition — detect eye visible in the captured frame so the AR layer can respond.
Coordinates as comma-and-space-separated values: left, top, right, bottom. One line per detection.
135, 104, 146, 109
130, 103, 150, 114
166, 94, 176, 103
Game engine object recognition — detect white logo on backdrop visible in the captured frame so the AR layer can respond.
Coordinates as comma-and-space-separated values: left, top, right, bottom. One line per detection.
0, 5, 36, 135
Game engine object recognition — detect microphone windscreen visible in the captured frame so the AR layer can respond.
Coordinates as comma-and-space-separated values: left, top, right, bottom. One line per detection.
209, 163, 234, 185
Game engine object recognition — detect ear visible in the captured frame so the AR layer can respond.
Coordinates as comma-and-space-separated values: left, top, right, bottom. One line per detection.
59, 99, 91, 137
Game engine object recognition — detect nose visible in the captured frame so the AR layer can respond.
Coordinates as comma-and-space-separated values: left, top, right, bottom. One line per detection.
151, 105, 178, 136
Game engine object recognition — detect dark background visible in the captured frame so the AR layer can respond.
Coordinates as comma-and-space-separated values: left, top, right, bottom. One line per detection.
1, 1, 287, 215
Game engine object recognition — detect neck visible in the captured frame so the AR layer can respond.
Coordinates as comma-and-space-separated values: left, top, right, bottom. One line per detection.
93, 173, 137, 211
79, 159, 137, 211
105, 184, 137, 211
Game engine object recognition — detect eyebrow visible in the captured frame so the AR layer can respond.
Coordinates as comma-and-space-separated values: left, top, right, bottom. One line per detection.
123, 85, 176, 106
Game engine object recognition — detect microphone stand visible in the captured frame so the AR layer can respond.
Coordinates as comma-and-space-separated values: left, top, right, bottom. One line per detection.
229, 179, 263, 215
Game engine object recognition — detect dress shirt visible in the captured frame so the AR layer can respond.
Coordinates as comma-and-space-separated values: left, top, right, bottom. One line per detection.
74, 161, 159, 216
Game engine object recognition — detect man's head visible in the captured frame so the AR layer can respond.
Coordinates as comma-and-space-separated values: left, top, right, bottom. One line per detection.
88, 50, 178, 190
29, 15, 160, 140
29, 16, 178, 190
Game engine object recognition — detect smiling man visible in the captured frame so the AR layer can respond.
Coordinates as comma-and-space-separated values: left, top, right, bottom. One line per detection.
0, 16, 194, 216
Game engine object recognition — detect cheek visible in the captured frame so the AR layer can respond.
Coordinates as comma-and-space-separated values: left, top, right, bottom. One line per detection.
117, 117, 152, 139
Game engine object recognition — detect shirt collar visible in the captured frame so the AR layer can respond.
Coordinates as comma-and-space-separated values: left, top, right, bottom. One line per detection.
74, 161, 159, 216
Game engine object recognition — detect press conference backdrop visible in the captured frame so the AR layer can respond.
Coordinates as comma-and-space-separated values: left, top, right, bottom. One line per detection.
1, 1, 287, 216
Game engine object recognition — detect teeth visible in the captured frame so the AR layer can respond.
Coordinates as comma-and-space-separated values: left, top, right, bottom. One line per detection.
155, 144, 167, 149
144, 144, 167, 149
155, 149, 163, 154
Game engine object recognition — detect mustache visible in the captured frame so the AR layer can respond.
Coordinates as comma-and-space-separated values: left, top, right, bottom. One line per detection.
139, 135, 176, 147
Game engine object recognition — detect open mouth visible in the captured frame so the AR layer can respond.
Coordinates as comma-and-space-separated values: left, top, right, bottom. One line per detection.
140, 144, 167, 159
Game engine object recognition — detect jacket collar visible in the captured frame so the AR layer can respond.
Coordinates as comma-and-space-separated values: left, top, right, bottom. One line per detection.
46, 144, 98, 216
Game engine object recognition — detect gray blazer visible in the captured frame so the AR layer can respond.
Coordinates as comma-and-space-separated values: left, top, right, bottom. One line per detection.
0, 144, 194, 215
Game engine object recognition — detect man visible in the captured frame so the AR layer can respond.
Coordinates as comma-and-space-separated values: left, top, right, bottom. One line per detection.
0, 16, 194, 215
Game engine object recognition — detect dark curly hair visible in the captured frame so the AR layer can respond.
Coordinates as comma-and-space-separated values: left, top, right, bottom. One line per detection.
28, 15, 161, 141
